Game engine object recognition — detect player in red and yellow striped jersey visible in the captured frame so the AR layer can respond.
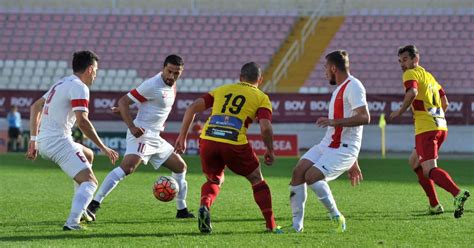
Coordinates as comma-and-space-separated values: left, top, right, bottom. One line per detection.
391, 45, 470, 218
175, 62, 279, 233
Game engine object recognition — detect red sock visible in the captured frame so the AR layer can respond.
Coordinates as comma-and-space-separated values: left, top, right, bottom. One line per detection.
414, 167, 439, 207
252, 180, 276, 230
200, 181, 220, 209
429, 167, 461, 197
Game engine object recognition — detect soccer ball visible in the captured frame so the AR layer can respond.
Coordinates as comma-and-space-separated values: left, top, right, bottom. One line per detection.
153, 176, 179, 202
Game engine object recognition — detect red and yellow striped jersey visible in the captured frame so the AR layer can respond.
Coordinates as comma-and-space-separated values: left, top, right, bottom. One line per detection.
402, 66, 447, 135
200, 82, 272, 145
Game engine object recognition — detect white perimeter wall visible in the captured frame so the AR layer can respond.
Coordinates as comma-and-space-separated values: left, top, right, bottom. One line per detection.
4, 118, 471, 153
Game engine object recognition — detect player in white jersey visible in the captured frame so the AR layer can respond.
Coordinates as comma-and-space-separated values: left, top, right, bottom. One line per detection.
85, 55, 195, 220
289, 50, 370, 233
26, 50, 119, 231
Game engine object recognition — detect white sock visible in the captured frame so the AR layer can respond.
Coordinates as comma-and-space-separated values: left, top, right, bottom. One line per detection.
290, 183, 307, 232
93, 167, 126, 203
66, 181, 97, 225
73, 181, 79, 193
172, 171, 188, 210
309, 180, 341, 217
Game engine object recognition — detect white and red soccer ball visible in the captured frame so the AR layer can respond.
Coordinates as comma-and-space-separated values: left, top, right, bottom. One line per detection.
153, 176, 179, 202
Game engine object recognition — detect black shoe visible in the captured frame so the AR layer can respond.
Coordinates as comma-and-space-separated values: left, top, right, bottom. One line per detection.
198, 206, 212, 234
454, 189, 470, 219
83, 200, 100, 222
63, 224, 85, 231
176, 208, 195, 219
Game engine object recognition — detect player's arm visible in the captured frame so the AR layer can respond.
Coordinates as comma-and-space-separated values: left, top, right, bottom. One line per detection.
391, 87, 418, 120
391, 75, 418, 119
75, 111, 118, 164
26, 97, 45, 160
439, 88, 448, 112
117, 94, 144, 138
175, 98, 208, 154
318, 105, 370, 128
259, 118, 275, 166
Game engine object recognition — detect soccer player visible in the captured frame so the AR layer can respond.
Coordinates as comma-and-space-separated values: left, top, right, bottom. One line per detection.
407, 88, 449, 215
289, 50, 369, 233
26, 50, 119, 230
174, 62, 279, 234
7, 105, 22, 152
390, 45, 470, 218
85, 55, 195, 220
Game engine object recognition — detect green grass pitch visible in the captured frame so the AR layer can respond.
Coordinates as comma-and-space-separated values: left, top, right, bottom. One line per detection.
0, 153, 472, 247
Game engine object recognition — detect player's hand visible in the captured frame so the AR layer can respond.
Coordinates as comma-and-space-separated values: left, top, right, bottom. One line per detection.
316, 117, 335, 128
174, 134, 187, 154
101, 146, 119, 164
390, 110, 401, 120
348, 162, 363, 186
263, 150, 275, 166
129, 126, 145, 138
25, 140, 38, 161
111, 106, 121, 116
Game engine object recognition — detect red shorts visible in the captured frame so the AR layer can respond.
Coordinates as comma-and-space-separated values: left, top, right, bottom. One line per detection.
415, 130, 447, 163
199, 139, 259, 182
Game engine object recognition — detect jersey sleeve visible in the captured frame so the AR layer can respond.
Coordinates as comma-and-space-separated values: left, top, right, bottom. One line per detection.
402, 70, 418, 91
70, 84, 90, 112
347, 82, 367, 110
127, 79, 155, 103
436, 82, 446, 97
259, 94, 272, 112
201, 93, 214, 109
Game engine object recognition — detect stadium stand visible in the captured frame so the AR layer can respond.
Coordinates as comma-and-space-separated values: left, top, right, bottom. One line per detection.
304, 11, 474, 94
0, 12, 297, 92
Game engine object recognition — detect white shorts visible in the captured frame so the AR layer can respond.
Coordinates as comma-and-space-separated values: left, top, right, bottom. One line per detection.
38, 136, 91, 178
301, 144, 357, 181
124, 130, 174, 169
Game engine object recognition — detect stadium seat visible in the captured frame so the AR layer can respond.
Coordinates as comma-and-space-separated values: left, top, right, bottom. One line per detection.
0, 12, 292, 91
304, 13, 473, 94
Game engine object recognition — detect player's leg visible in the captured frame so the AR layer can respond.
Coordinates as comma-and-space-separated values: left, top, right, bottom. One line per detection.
288, 144, 323, 232
306, 167, 346, 232
80, 144, 94, 164
223, 143, 277, 232
245, 166, 278, 232
7, 128, 15, 151
198, 139, 225, 233
305, 149, 355, 233
418, 131, 470, 218
72, 145, 94, 193
86, 154, 141, 220
162, 152, 195, 218
64, 167, 98, 230
288, 159, 315, 232
409, 149, 442, 213
15, 132, 22, 152
59, 146, 98, 230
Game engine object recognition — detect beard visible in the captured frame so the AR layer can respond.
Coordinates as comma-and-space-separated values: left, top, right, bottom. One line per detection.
329, 79, 336, 85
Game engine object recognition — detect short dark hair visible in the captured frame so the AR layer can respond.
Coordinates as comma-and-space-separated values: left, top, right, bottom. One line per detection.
72, 50, 99, 73
240, 62, 262, 82
325, 50, 349, 71
398, 45, 419, 59
163, 54, 184, 67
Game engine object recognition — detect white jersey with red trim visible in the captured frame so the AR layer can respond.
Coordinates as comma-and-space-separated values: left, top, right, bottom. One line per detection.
38, 75, 89, 140
319, 75, 368, 156
127, 72, 176, 133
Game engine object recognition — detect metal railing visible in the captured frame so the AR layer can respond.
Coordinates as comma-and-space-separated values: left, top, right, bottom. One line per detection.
262, 41, 299, 92
263, 0, 327, 93
300, 1, 326, 54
